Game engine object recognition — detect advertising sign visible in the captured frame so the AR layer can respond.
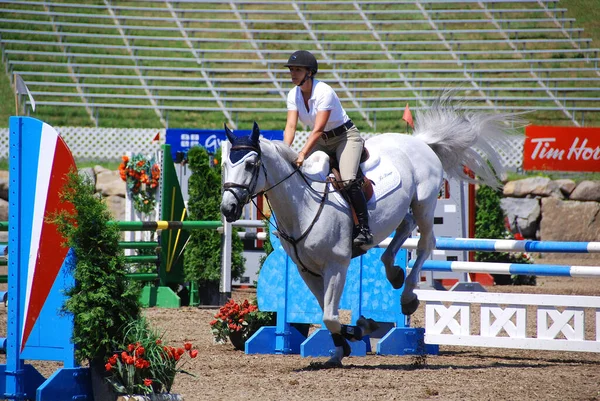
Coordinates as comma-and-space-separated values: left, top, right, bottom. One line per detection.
165, 128, 283, 161
523, 125, 600, 172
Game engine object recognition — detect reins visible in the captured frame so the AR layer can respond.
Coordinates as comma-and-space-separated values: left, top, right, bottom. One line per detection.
224, 142, 332, 277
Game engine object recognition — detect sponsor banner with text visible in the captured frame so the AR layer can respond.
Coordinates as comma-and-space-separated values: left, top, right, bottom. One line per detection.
523, 125, 600, 172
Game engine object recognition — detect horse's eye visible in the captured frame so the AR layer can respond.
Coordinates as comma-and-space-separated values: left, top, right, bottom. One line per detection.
244, 160, 256, 171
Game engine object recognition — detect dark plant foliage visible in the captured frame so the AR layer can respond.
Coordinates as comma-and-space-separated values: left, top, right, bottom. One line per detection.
50, 170, 142, 364
183, 146, 245, 290
475, 185, 535, 286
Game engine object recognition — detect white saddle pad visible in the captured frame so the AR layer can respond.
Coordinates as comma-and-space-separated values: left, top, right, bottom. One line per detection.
301, 145, 401, 207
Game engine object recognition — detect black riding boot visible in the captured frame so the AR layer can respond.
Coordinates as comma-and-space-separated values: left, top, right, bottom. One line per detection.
347, 180, 373, 246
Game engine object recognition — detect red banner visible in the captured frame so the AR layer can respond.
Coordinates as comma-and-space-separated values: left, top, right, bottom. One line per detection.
523, 125, 600, 172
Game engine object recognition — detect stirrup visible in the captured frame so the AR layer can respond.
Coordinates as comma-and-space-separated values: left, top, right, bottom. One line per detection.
353, 227, 373, 246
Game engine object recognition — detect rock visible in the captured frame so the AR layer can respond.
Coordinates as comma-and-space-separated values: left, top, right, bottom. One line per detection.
95, 169, 126, 197
78, 167, 96, 187
103, 195, 126, 221
539, 197, 600, 260
503, 177, 562, 198
500, 197, 540, 238
553, 179, 576, 197
569, 180, 600, 201
93, 165, 111, 175
0, 177, 7, 201
0, 198, 7, 221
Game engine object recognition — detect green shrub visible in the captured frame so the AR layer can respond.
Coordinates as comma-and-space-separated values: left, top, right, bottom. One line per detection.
184, 146, 245, 299
475, 185, 535, 286
50, 170, 142, 364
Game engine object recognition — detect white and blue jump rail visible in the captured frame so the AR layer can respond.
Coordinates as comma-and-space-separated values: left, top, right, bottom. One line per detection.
394, 237, 600, 278
384, 237, 600, 254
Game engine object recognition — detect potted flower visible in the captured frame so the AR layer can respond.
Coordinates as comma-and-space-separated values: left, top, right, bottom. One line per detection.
210, 299, 275, 350
105, 318, 198, 400
119, 154, 161, 216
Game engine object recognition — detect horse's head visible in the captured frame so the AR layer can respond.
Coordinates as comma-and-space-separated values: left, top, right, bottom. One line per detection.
220, 122, 264, 223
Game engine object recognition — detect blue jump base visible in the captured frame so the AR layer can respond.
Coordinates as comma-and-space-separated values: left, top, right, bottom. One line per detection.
246, 223, 438, 357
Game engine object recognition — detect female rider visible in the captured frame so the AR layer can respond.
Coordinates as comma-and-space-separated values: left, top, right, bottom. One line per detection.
283, 50, 372, 246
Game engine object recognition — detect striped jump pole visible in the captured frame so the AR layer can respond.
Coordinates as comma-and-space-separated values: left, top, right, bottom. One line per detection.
410, 260, 600, 278
377, 237, 600, 253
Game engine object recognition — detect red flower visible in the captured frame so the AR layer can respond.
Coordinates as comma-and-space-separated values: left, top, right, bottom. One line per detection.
135, 346, 145, 356
128, 344, 135, 352
144, 378, 153, 386
105, 363, 113, 371
184, 342, 192, 351
135, 358, 149, 369
190, 349, 198, 358
108, 354, 118, 365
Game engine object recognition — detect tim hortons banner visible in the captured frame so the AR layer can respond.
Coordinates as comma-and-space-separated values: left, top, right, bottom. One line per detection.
523, 125, 600, 172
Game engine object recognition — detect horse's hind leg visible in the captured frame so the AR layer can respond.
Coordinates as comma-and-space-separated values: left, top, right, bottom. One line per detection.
381, 214, 416, 289
401, 200, 436, 316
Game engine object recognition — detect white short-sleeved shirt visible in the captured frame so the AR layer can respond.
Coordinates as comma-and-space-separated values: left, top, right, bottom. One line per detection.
286, 80, 350, 132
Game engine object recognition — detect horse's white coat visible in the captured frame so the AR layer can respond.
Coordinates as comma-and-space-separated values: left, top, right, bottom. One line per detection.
221, 93, 522, 365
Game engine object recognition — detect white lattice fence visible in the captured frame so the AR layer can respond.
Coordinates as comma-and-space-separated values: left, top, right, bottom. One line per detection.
0, 127, 524, 168
0, 127, 166, 162
415, 290, 600, 353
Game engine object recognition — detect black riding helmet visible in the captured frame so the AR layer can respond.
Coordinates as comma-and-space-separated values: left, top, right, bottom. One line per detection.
284, 50, 318, 75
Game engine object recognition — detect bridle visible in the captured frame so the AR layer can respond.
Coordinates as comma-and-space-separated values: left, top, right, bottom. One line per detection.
222, 144, 264, 206
222, 141, 329, 277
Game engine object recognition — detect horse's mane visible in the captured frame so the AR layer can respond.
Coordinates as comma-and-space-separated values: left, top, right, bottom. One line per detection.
266, 139, 298, 164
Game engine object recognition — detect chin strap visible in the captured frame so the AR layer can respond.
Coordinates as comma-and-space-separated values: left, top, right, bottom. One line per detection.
297, 71, 311, 86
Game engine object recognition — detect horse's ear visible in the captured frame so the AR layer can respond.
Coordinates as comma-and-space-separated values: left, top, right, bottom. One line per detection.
251, 121, 260, 143
224, 123, 236, 143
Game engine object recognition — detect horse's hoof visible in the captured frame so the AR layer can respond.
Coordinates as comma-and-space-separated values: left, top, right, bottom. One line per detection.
324, 359, 343, 368
401, 297, 420, 316
387, 265, 405, 289
357, 316, 380, 335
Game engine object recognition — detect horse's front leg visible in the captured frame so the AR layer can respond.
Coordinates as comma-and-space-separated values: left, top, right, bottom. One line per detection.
320, 263, 378, 366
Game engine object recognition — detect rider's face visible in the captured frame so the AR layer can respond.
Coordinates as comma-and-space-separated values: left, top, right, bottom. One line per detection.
288, 66, 310, 85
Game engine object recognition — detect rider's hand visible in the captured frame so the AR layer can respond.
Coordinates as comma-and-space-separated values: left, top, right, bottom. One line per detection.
295, 151, 306, 167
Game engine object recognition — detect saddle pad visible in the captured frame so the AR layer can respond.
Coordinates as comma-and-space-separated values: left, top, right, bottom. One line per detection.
302, 148, 401, 207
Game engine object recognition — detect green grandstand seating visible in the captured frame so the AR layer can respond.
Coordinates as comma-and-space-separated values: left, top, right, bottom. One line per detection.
0, 0, 598, 130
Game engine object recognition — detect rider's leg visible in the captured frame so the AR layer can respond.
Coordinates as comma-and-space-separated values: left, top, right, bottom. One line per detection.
346, 177, 373, 246
335, 127, 372, 246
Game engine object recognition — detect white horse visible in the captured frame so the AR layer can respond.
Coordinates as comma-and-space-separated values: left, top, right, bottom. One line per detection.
220, 93, 521, 365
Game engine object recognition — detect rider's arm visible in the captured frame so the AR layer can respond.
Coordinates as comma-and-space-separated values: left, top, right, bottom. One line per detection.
296, 109, 331, 166
284, 110, 299, 146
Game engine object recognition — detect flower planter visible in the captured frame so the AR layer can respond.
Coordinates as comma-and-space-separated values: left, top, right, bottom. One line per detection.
228, 330, 247, 351
117, 395, 183, 401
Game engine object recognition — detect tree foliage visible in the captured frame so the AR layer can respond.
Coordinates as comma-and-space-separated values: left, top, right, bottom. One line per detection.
475, 185, 535, 285
50, 171, 142, 364
184, 146, 245, 287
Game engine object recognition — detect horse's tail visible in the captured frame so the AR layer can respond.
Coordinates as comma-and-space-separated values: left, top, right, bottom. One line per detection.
413, 89, 526, 189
